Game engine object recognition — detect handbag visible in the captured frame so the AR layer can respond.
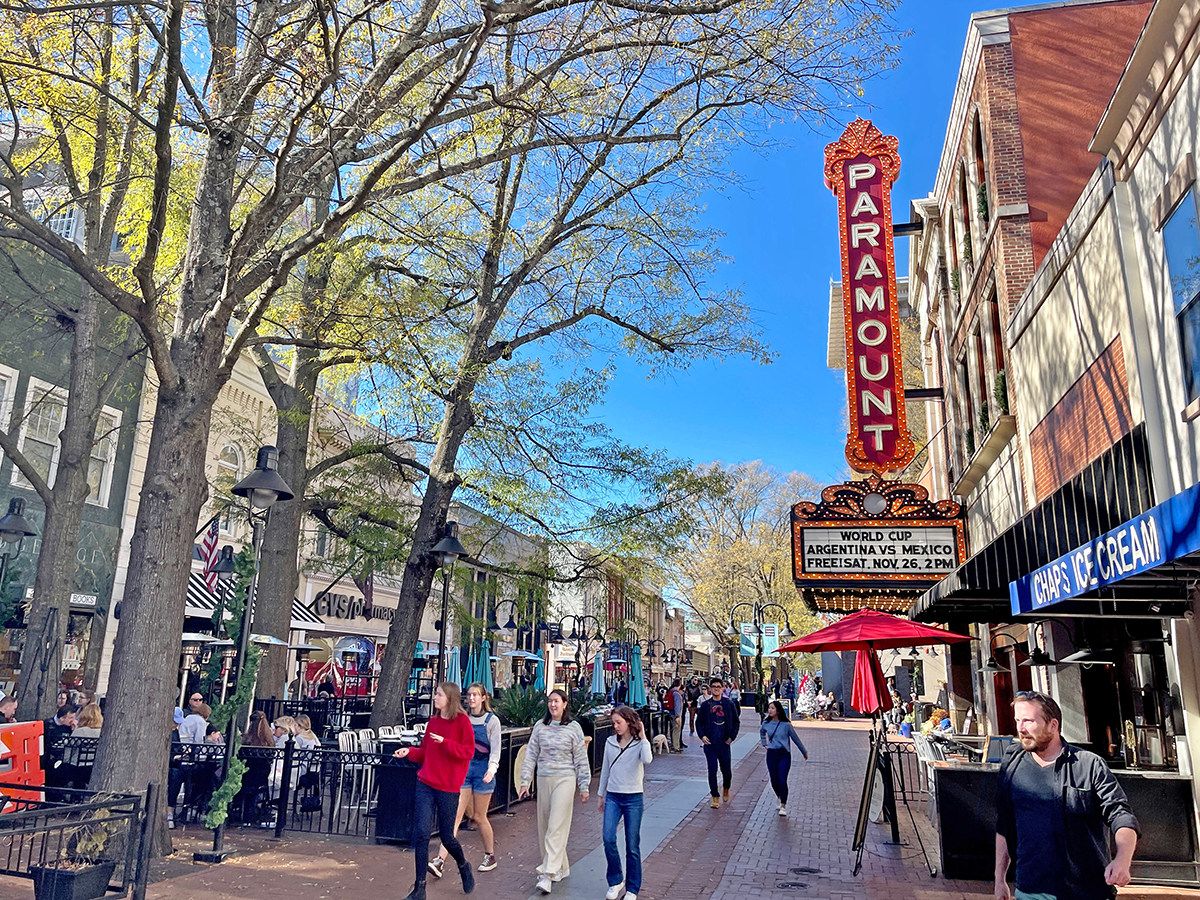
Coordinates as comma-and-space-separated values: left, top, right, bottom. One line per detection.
299, 793, 322, 812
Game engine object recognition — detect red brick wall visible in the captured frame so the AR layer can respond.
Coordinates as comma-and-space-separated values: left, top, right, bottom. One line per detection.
1028, 336, 1133, 500
1008, 1, 1153, 267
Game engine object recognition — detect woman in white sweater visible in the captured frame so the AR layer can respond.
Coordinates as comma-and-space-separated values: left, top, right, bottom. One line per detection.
596, 706, 653, 900
429, 682, 504, 877
519, 689, 590, 895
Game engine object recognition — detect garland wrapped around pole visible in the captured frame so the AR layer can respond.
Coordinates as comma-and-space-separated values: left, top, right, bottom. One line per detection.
204, 545, 261, 829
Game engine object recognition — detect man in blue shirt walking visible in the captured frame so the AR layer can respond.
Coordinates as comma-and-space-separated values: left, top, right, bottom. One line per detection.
697, 676, 739, 809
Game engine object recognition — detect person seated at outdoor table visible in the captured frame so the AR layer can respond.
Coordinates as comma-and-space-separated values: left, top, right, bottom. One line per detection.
293, 714, 320, 750
179, 702, 211, 743
243, 710, 275, 748
273, 715, 299, 748
42, 705, 78, 790
67, 703, 102, 790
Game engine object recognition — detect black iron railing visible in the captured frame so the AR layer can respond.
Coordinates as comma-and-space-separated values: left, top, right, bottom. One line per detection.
0, 785, 152, 900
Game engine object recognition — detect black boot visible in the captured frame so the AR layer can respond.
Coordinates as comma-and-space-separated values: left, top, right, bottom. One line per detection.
403, 880, 427, 900
459, 860, 476, 894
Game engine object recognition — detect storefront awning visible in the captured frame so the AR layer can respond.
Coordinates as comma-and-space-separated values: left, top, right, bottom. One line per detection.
186, 572, 228, 617
186, 572, 329, 631
909, 425, 1184, 623
1011, 479, 1200, 615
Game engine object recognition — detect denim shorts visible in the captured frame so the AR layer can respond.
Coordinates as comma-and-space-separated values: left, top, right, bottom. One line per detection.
463, 758, 496, 794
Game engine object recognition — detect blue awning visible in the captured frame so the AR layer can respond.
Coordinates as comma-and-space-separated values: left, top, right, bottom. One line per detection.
1011, 480, 1200, 615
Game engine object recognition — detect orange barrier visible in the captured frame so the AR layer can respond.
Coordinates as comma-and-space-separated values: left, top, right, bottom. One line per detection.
0, 720, 44, 808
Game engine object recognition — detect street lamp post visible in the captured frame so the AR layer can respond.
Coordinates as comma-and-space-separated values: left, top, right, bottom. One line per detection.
725, 602, 793, 713
196, 446, 293, 864
0, 497, 36, 610
431, 522, 466, 687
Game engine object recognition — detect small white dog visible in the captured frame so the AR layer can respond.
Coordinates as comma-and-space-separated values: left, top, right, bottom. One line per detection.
652, 733, 671, 755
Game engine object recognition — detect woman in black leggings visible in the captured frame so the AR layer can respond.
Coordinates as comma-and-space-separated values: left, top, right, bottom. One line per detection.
759, 700, 808, 816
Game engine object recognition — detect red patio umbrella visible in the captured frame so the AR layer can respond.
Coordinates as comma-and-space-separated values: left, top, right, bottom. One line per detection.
778, 609, 973, 716
851, 649, 892, 716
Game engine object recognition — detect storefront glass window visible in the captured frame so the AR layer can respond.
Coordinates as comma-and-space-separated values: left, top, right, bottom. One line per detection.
1162, 190, 1200, 400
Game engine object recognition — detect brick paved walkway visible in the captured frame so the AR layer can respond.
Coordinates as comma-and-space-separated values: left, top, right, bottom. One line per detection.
1, 719, 1197, 900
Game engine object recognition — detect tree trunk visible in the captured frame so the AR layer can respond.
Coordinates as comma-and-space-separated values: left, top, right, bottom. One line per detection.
19, 492, 87, 719
371, 399, 474, 726
254, 393, 308, 699
91, 367, 215, 807
19, 289, 109, 720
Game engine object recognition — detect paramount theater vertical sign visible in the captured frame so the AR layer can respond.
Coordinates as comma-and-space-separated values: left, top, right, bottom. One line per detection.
825, 119, 915, 474
792, 119, 964, 614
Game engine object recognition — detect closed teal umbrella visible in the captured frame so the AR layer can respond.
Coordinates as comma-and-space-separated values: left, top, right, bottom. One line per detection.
463, 645, 477, 688
534, 647, 546, 690
480, 639, 494, 694
629, 645, 647, 706
446, 645, 461, 687
590, 650, 606, 695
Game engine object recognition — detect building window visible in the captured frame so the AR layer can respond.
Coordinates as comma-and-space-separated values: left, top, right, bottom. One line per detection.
86, 409, 120, 506
1161, 190, 1200, 401
11, 379, 121, 505
0, 366, 18, 458
973, 117, 989, 225
44, 207, 77, 242
216, 443, 243, 533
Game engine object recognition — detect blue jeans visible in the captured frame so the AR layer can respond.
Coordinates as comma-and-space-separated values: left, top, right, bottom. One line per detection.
603, 792, 644, 892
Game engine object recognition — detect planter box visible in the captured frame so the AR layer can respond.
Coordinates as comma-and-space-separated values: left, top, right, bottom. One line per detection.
30, 860, 117, 900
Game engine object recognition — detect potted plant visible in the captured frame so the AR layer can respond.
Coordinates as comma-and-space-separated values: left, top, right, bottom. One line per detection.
31, 805, 119, 900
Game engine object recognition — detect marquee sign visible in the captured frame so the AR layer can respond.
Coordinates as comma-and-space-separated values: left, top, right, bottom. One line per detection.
825, 119, 915, 475
792, 476, 965, 610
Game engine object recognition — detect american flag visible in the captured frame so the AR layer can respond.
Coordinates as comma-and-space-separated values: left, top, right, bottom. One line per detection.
200, 517, 221, 591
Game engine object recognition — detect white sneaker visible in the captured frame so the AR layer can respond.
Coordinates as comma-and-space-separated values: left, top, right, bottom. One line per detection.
625, 893, 638, 900
778, 804, 788, 817
606, 883, 624, 899
537, 876, 552, 894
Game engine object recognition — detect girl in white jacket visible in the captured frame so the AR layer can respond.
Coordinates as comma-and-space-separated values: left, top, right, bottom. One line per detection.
596, 706, 653, 900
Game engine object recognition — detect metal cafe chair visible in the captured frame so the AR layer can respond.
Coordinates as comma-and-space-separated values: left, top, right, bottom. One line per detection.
332, 731, 374, 821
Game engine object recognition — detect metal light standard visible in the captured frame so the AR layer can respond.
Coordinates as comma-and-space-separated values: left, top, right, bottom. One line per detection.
0, 498, 36, 605
725, 602, 793, 711
196, 446, 293, 864
431, 523, 466, 687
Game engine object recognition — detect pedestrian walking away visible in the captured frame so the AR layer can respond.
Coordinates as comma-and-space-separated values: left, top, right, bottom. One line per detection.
759, 700, 807, 816
668, 678, 686, 752
995, 691, 1139, 900
392, 682, 477, 900
519, 688, 591, 895
431, 682, 502, 877
685, 677, 701, 735
597, 706, 653, 900
697, 675, 739, 808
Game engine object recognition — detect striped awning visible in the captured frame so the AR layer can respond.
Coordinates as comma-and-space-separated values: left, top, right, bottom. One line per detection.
186, 572, 326, 631
290, 598, 324, 629
186, 572, 225, 616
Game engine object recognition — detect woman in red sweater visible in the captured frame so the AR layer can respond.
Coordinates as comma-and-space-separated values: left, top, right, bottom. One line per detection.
393, 682, 476, 899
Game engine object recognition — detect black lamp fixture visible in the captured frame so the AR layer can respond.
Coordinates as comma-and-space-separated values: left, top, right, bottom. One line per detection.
0, 497, 36, 544
981, 632, 1024, 673
212, 545, 236, 580
231, 446, 295, 508
1019, 645, 1059, 667
0, 497, 36, 612
1060, 646, 1116, 666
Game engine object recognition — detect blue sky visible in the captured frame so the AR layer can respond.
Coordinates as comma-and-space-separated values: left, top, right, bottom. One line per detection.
596, 0, 984, 485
